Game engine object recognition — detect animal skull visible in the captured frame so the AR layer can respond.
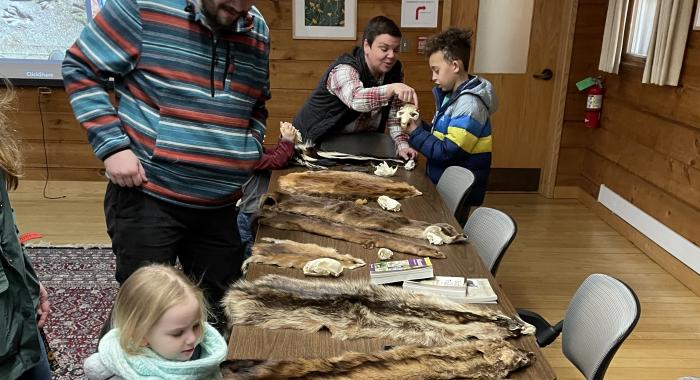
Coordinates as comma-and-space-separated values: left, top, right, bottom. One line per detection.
303, 258, 344, 277
397, 104, 420, 129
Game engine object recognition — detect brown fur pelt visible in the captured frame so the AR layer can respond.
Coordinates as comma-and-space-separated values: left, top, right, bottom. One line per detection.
258, 209, 446, 258
242, 238, 366, 274
278, 170, 422, 200
221, 339, 533, 379
223, 275, 534, 347
261, 192, 465, 245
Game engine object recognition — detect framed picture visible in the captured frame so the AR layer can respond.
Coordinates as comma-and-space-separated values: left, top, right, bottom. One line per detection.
293, 0, 357, 40
695, 1, 700, 30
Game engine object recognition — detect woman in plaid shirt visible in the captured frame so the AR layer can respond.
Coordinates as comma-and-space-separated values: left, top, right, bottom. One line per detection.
294, 16, 418, 160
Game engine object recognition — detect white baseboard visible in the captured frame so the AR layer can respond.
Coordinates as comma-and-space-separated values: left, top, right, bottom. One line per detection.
598, 185, 700, 275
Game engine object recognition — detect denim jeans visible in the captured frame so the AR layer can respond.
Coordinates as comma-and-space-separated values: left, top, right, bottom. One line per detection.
237, 212, 253, 259
17, 329, 52, 380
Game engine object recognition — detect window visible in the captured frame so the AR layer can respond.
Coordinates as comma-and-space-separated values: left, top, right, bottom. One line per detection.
623, 0, 657, 64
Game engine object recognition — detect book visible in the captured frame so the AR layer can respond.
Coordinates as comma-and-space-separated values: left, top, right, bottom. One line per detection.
404, 277, 497, 304
402, 276, 468, 298
369, 257, 434, 285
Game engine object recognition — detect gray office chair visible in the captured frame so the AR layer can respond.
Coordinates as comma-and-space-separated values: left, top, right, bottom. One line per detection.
463, 207, 517, 275
518, 274, 640, 380
436, 166, 475, 223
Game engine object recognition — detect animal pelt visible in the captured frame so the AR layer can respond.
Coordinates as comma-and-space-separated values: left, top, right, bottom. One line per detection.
257, 209, 446, 258
278, 170, 422, 200
221, 339, 534, 379
261, 192, 465, 245
223, 275, 534, 347
242, 238, 366, 274
292, 141, 404, 170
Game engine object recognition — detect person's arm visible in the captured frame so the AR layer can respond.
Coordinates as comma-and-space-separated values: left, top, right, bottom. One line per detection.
248, 39, 271, 146
326, 64, 389, 112
407, 103, 488, 164
326, 65, 417, 112
62, 0, 142, 160
62, 0, 146, 187
387, 95, 416, 159
252, 140, 295, 170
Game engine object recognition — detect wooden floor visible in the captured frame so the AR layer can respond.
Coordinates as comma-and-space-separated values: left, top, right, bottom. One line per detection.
11, 180, 700, 379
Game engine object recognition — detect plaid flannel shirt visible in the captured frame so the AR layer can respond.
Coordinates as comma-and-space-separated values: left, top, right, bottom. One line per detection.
326, 64, 409, 151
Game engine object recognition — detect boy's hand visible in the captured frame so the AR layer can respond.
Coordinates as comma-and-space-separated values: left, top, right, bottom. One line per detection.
389, 83, 418, 108
280, 122, 298, 143
404, 119, 420, 134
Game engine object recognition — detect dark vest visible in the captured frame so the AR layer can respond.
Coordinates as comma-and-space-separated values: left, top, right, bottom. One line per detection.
293, 47, 403, 143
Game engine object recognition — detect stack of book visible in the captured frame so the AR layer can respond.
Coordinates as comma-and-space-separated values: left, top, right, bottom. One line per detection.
403, 277, 498, 303
369, 257, 433, 285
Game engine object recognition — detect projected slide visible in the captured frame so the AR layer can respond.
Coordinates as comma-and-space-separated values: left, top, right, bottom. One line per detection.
0, 0, 104, 81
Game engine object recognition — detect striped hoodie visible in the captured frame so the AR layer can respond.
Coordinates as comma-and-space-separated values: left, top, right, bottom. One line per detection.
409, 75, 497, 207
62, 0, 270, 208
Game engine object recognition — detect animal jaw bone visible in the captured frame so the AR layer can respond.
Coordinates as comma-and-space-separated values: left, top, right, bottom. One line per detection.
397, 104, 420, 129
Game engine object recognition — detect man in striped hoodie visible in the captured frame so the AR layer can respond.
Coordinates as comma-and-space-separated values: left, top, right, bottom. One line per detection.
62, 0, 268, 331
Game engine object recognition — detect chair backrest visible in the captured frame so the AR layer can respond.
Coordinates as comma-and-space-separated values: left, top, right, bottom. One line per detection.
562, 274, 640, 380
462, 207, 517, 275
436, 166, 475, 219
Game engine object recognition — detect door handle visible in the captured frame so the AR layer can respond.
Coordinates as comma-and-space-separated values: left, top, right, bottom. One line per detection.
533, 69, 553, 80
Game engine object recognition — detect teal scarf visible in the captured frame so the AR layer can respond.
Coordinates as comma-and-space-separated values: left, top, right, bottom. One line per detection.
99, 322, 227, 380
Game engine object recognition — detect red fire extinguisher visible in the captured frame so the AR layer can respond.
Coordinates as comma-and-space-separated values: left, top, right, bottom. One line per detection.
584, 79, 604, 129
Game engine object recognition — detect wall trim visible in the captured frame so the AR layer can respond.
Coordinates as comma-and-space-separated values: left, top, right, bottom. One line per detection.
554, 185, 700, 297
598, 185, 700, 275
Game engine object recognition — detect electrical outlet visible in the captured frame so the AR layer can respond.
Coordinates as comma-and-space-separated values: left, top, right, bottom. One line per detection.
400, 38, 409, 53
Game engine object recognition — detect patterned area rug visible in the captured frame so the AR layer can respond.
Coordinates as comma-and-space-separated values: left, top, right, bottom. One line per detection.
28, 247, 118, 380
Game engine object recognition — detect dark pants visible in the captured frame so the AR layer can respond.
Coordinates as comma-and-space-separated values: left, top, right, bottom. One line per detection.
17, 329, 52, 380
104, 183, 243, 332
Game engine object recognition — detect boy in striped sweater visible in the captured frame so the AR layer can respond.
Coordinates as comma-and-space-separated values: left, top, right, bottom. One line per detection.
62, 0, 268, 332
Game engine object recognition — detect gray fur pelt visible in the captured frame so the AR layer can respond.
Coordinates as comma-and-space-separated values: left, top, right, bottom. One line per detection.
242, 238, 366, 274
223, 275, 534, 347
260, 192, 465, 245
221, 339, 534, 379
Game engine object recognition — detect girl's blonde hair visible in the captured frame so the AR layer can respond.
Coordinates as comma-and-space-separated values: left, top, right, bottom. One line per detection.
0, 80, 22, 190
112, 264, 209, 355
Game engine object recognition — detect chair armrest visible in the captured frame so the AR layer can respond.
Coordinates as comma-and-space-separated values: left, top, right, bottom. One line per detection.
517, 308, 563, 347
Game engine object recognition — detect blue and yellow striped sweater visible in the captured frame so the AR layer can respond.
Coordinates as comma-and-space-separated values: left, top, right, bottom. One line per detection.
409, 76, 497, 206
63, 0, 270, 208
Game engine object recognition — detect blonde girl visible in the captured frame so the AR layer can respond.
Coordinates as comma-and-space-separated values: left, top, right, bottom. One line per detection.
84, 264, 227, 379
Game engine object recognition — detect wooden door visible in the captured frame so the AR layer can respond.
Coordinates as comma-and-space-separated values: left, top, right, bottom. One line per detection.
446, 0, 578, 195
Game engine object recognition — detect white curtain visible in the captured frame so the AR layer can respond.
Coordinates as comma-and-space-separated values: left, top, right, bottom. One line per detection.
599, 0, 630, 74
642, 0, 694, 86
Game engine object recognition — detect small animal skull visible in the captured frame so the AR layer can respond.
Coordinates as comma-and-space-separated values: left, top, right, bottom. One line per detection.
377, 195, 401, 212
397, 104, 420, 129
377, 248, 394, 260
303, 258, 344, 277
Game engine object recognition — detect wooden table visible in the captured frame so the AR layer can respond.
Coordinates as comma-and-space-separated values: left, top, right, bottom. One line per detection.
228, 167, 556, 380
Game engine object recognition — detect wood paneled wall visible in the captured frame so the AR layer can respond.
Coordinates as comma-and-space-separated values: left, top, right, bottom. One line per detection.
10, 0, 442, 181
556, 0, 700, 249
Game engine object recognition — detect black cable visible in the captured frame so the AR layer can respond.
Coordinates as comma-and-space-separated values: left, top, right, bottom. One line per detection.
37, 88, 66, 200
